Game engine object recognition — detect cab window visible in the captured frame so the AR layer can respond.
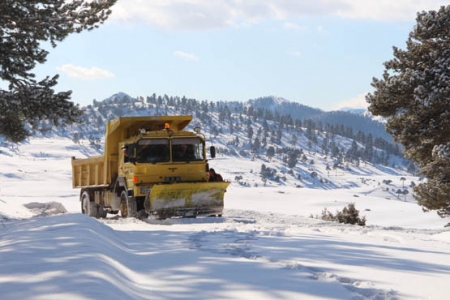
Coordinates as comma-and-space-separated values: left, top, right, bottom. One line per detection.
172, 138, 204, 161
136, 139, 169, 163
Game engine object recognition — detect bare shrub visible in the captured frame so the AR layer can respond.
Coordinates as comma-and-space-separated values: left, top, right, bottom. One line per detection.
320, 203, 366, 226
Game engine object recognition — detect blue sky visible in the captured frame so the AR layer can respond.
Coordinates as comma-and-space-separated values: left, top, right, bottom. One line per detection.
30, 0, 447, 111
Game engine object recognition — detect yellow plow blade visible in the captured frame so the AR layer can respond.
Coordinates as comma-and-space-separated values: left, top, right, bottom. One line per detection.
145, 182, 230, 218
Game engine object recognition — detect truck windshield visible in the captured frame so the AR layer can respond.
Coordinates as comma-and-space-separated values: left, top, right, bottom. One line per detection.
136, 139, 169, 163
172, 138, 204, 161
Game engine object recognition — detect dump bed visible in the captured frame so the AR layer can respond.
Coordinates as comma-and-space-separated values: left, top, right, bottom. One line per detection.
72, 155, 109, 188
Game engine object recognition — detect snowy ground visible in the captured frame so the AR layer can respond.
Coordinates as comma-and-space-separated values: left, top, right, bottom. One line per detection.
1, 137, 450, 300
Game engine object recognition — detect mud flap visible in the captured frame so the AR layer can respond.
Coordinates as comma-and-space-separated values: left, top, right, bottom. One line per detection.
144, 182, 230, 218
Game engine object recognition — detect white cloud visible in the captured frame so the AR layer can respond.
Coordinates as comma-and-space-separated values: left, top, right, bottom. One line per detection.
288, 51, 302, 57
336, 0, 446, 21
110, 0, 447, 29
283, 22, 307, 31
174, 51, 199, 61
334, 92, 369, 110
56, 64, 114, 80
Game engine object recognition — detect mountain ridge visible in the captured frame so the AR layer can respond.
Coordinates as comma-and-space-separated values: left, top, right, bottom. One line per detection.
1, 91, 413, 175
0, 91, 418, 196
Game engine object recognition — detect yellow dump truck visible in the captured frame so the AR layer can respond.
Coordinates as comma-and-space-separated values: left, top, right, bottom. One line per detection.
71, 115, 229, 219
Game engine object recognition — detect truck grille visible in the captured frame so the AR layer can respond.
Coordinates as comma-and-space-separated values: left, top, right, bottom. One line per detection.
165, 176, 181, 182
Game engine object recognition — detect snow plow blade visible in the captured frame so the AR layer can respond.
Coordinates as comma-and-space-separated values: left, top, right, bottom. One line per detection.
144, 182, 230, 218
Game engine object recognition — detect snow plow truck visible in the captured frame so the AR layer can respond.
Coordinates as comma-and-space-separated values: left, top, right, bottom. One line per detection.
71, 115, 229, 219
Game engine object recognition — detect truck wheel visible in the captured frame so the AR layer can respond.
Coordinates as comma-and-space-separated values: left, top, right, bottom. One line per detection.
81, 191, 97, 218
120, 190, 137, 218
81, 191, 106, 218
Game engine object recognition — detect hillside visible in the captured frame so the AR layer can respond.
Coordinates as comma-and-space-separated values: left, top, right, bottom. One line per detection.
17, 92, 413, 181
249, 96, 391, 142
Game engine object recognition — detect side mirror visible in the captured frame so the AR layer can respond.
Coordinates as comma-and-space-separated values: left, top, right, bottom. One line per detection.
210, 146, 216, 158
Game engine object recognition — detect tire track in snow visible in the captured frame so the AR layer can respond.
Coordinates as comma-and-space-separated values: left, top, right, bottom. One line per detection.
189, 209, 399, 300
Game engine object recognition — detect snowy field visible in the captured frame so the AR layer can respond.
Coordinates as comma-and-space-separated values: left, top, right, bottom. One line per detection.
1, 137, 450, 300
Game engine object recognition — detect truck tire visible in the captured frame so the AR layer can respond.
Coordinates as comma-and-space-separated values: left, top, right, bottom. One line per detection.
81, 191, 98, 218
81, 191, 107, 218
120, 190, 137, 218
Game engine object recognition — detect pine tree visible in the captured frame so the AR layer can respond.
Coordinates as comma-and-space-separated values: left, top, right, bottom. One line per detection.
266, 146, 275, 162
366, 5, 450, 217
287, 150, 300, 169
0, 0, 117, 142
